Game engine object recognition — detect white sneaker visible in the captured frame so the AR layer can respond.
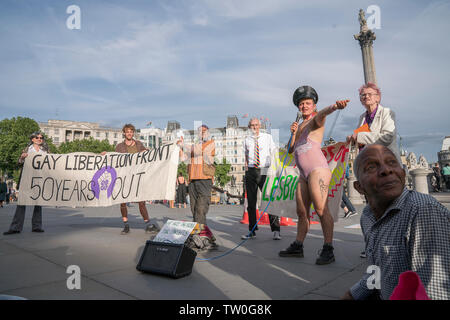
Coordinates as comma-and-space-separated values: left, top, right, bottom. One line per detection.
273, 231, 282, 240
347, 211, 358, 218
241, 232, 256, 240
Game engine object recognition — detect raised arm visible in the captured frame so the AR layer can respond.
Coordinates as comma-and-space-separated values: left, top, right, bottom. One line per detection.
314, 99, 350, 128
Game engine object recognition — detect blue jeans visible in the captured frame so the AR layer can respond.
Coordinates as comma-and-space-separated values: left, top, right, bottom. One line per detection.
341, 193, 356, 213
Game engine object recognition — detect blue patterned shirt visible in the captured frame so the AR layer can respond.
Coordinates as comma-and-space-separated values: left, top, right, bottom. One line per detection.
351, 188, 450, 300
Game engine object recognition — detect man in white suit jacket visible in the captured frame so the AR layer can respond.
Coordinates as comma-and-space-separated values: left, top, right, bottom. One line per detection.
347, 82, 401, 162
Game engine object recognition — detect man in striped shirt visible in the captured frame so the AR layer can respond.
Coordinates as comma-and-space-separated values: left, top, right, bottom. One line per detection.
343, 144, 450, 300
242, 118, 281, 240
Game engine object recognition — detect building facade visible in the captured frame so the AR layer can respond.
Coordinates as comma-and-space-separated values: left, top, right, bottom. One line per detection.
136, 127, 164, 149
39, 120, 122, 147
438, 136, 450, 167
179, 116, 272, 197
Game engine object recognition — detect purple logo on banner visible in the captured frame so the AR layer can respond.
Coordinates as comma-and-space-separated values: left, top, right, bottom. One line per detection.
91, 166, 117, 199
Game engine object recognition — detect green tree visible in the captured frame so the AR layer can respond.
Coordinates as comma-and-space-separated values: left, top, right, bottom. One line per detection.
214, 158, 232, 187
0, 117, 59, 183
57, 137, 115, 154
177, 161, 188, 180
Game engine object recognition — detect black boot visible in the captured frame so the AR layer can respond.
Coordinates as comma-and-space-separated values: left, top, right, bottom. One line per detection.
279, 241, 304, 257
121, 223, 130, 235
316, 243, 335, 265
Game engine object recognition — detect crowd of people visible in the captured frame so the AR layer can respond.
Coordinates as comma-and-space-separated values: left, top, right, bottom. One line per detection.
2, 82, 449, 300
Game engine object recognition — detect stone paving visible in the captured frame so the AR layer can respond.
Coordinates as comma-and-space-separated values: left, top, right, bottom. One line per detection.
0, 192, 448, 300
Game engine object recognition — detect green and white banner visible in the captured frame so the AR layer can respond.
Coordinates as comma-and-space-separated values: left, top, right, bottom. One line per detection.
261, 142, 350, 222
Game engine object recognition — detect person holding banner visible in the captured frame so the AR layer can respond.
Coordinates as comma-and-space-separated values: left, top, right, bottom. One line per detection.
3, 132, 48, 235
278, 85, 349, 265
346, 82, 401, 162
241, 117, 281, 240
177, 124, 218, 249
112, 124, 159, 235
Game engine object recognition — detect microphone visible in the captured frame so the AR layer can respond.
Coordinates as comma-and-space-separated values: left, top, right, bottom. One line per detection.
295, 111, 302, 123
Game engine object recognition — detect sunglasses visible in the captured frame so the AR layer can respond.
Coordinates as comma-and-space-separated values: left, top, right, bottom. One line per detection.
34, 136, 44, 140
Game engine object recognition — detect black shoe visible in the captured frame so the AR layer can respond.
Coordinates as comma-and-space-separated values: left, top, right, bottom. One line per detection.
316, 244, 335, 265
279, 241, 304, 257
121, 224, 130, 235
32, 229, 45, 233
360, 251, 367, 258
145, 223, 160, 233
3, 230, 20, 235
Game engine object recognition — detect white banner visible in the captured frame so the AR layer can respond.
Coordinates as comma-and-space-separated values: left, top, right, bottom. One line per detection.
261, 142, 350, 222
17, 144, 179, 207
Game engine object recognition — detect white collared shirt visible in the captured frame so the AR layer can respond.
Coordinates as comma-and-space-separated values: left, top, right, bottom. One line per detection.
244, 132, 276, 168
27, 145, 47, 154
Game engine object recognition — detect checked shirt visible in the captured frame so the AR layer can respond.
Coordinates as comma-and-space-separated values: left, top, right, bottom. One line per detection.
351, 188, 450, 300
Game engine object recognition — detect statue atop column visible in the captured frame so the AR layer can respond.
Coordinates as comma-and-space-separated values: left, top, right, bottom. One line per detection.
354, 8, 377, 84
407, 152, 418, 170
419, 155, 429, 169
358, 9, 369, 32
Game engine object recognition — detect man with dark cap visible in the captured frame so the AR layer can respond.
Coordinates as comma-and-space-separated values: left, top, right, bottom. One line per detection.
279, 85, 349, 265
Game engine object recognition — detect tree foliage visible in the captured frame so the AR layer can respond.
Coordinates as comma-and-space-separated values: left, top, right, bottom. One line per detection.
177, 161, 188, 180
57, 137, 115, 154
0, 117, 40, 174
214, 158, 232, 187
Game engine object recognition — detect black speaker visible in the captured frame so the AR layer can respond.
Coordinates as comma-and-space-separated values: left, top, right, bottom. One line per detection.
136, 241, 197, 278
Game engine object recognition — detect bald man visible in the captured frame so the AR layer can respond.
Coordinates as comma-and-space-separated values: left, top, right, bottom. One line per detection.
343, 144, 450, 300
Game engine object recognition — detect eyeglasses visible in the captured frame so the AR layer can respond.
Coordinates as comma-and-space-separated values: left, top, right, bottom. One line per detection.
360, 93, 378, 98
34, 136, 43, 140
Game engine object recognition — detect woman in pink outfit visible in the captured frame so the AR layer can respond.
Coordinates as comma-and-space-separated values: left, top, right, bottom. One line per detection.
279, 85, 349, 265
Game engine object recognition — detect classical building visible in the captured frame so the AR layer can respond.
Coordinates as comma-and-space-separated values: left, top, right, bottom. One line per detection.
136, 127, 164, 149
39, 120, 122, 146
438, 136, 450, 167
174, 116, 272, 197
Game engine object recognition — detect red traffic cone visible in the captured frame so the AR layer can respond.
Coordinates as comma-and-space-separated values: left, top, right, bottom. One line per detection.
240, 191, 249, 224
240, 211, 249, 224
280, 216, 296, 226
256, 209, 270, 225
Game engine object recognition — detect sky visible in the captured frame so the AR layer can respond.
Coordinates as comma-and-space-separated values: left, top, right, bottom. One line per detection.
0, 0, 449, 162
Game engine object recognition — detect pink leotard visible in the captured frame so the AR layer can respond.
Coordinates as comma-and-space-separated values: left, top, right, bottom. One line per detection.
294, 126, 329, 180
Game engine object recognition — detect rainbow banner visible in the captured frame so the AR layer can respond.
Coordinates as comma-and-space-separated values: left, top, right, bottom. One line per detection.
261, 142, 349, 222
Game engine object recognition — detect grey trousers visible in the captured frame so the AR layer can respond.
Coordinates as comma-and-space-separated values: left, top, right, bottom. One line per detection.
189, 179, 212, 225
9, 205, 42, 232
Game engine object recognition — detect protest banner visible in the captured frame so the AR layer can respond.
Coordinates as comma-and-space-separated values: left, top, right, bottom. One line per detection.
261, 142, 349, 222
17, 144, 179, 207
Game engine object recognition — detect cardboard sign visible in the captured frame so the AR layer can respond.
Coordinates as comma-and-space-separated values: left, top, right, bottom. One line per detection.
153, 220, 197, 244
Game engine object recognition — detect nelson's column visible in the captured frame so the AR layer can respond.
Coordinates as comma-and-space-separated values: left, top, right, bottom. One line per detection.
347, 9, 378, 204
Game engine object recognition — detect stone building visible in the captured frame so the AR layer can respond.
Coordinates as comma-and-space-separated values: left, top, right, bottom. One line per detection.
176, 116, 272, 197
136, 127, 164, 149
39, 120, 122, 147
438, 136, 450, 167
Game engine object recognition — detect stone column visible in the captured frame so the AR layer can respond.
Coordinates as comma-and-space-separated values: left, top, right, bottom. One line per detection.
354, 9, 377, 85
410, 168, 432, 194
